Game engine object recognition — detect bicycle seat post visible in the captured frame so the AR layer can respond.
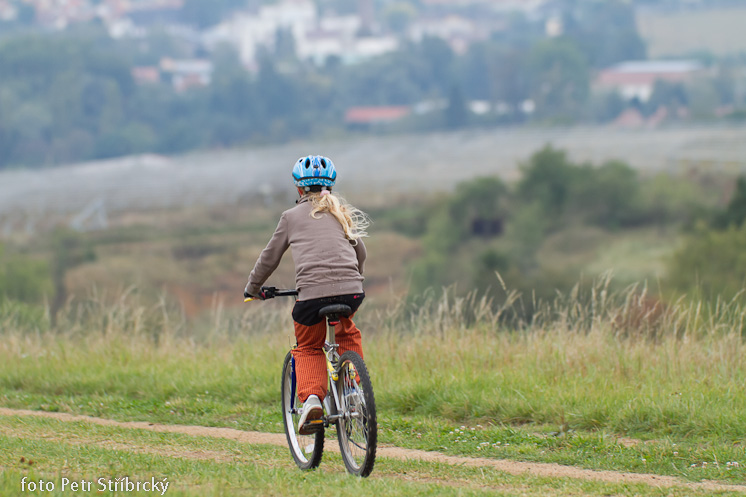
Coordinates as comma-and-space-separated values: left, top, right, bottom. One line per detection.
325, 314, 341, 365
326, 317, 337, 348
317, 304, 352, 361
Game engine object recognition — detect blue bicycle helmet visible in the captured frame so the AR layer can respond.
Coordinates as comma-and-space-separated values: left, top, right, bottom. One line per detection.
292, 155, 337, 188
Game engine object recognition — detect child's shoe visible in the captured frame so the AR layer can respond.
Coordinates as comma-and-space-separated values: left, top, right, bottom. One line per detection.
298, 395, 323, 435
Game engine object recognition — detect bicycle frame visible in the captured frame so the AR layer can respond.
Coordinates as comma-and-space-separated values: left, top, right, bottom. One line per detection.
322, 318, 345, 425
246, 288, 360, 427
285, 316, 353, 429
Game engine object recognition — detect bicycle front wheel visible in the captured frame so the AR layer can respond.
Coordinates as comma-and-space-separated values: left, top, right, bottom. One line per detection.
336, 351, 377, 477
281, 351, 324, 470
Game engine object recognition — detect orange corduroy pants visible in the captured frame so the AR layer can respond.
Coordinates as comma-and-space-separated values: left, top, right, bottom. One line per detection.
292, 316, 364, 402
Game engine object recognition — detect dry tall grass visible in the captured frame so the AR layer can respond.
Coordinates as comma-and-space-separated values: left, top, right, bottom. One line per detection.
1, 279, 745, 438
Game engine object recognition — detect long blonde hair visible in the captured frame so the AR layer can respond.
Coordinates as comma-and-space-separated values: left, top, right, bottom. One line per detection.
309, 191, 370, 243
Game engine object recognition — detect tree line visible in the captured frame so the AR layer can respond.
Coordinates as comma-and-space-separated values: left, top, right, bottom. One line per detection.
1, 0, 744, 169
0, 0, 649, 169
371, 146, 746, 305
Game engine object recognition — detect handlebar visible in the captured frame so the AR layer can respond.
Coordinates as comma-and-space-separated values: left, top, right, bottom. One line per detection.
244, 286, 298, 302
262, 286, 299, 298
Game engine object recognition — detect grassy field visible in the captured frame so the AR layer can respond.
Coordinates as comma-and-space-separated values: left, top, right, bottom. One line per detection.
1, 134, 745, 494
2, 192, 683, 321
6, 416, 736, 497
1, 286, 745, 494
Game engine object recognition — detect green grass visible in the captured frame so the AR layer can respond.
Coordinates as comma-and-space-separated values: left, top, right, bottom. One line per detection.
540, 226, 680, 285
0, 415, 741, 496
1, 286, 745, 489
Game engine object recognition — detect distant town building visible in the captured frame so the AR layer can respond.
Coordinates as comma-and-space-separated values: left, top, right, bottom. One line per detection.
126, 0, 183, 26
131, 66, 161, 85
204, 0, 398, 69
545, 15, 562, 37
469, 100, 491, 115
24, 0, 185, 29
19, 0, 559, 82
159, 58, 213, 91
0, 1, 17, 21
409, 15, 484, 54
31, 0, 96, 28
422, 0, 548, 12
358, 0, 375, 34
344, 35, 398, 63
203, 0, 316, 68
595, 60, 704, 102
108, 17, 147, 39
128, 0, 184, 12
344, 106, 411, 128
298, 30, 346, 64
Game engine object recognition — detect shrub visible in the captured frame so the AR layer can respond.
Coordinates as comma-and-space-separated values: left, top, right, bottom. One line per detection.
517, 145, 578, 221
713, 175, 746, 229
0, 245, 51, 303
667, 224, 746, 301
571, 160, 640, 228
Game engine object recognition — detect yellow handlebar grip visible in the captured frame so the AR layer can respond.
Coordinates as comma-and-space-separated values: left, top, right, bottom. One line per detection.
244, 297, 255, 302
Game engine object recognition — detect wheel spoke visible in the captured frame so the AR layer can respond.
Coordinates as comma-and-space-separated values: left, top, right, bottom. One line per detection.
336, 352, 377, 477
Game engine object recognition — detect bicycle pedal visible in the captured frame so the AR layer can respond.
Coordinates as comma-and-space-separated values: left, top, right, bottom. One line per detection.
299, 419, 324, 435
302, 420, 324, 434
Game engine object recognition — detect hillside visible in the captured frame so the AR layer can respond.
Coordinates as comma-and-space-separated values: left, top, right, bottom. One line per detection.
2, 126, 746, 227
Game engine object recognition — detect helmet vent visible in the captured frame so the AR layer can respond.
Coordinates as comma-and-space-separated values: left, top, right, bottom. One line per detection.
292, 155, 336, 188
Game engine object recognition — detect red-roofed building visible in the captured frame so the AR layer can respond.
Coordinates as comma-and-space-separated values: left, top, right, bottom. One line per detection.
159, 58, 213, 91
595, 60, 704, 102
344, 106, 411, 127
131, 66, 161, 85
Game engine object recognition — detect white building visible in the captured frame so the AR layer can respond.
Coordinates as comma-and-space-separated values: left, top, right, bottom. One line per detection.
203, 0, 316, 68
0, 1, 17, 21
203, 0, 398, 68
160, 57, 213, 91
296, 15, 360, 64
409, 15, 482, 54
345, 36, 399, 64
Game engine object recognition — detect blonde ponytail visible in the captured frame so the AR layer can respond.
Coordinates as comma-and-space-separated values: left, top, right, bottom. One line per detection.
309, 192, 370, 243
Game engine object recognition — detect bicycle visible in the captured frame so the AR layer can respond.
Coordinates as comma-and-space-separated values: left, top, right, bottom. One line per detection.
245, 286, 377, 477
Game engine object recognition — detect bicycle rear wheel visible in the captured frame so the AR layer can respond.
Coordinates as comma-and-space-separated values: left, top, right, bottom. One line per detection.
281, 351, 324, 470
336, 351, 377, 477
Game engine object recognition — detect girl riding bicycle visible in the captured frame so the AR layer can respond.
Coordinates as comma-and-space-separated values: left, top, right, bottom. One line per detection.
245, 155, 369, 434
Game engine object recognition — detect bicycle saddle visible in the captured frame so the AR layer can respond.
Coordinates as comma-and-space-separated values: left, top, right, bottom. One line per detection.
318, 304, 352, 323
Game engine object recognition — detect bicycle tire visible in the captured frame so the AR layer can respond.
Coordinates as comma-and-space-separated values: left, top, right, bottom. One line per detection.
281, 351, 324, 470
335, 351, 377, 477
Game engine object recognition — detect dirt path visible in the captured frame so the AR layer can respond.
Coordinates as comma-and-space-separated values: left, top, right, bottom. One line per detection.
1, 407, 744, 494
